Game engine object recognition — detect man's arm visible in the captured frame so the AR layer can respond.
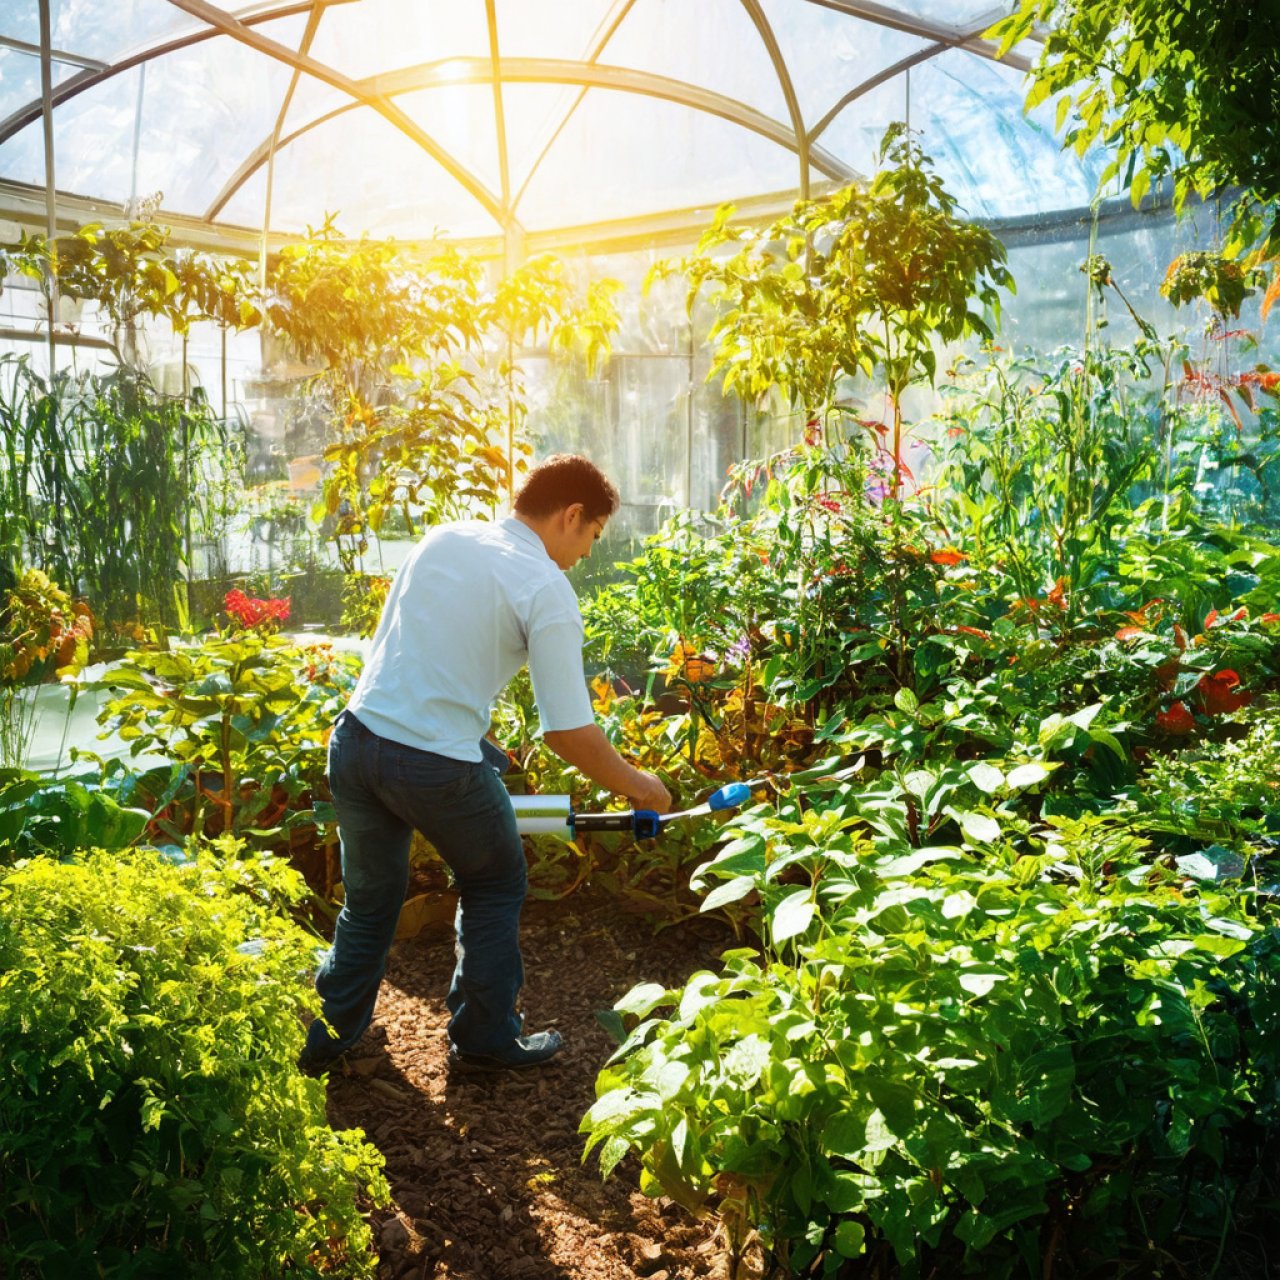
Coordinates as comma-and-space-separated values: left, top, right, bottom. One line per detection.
543, 724, 673, 814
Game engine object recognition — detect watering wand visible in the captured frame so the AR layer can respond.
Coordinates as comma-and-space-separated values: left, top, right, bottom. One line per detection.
509, 780, 753, 841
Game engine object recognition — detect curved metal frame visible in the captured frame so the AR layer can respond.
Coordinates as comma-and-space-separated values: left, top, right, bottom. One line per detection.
203, 58, 857, 224
739, 0, 811, 199
1, 0, 1045, 252
0, 1, 357, 145
165, 0, 508, 227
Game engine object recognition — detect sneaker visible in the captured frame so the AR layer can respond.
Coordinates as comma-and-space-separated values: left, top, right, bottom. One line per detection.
297, 1049, 344, 1078
447, 1030, 565, 1072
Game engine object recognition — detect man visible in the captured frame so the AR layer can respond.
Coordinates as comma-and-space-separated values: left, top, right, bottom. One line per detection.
300, 454, 672, 1074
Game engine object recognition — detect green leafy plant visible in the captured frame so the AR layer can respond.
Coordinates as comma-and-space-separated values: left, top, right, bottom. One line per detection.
584, 785, 1278, 1277
0, 354, 224, 634
267, 220, 620, 567
991, 2, 1280, 251
0, 842, 388, 1276
95, 633, 358, 856
656, 124, 1011, 493
0, 767, 148, 864
0, 568, 92, 768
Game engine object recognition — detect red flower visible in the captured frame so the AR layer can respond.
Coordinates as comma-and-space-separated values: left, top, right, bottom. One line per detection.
930, 548, 967, 566
1263, 612, 1280, 624
225, 589, 291, 631
1156, 701, 1196, 735
1196, 669, 1251, 715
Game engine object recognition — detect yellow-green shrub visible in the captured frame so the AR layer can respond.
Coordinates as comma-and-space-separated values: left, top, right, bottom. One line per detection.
0, 843, 388, 1278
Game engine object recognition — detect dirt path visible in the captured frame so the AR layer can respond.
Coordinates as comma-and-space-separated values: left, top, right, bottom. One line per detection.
322, 892, 739, 1280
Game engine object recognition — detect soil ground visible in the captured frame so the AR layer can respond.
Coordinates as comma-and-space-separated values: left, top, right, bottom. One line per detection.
322, 889, 741, 1280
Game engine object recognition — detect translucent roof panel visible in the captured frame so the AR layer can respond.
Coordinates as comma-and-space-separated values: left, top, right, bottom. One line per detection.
0, 48, 80, 142
819, 46, 1110, 219
759, 0, 941, 126
0, 1, 1115, 249
304, 0, 492, 83
492, 0, 618, 61
220, 107, 504, 240
16, 0, 203, 61
516, 87, 805, 231
601, 0, 790, 126
1, 14, 306, 210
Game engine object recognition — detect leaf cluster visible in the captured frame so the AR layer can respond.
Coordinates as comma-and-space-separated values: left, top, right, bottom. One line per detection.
93, 633, 358, 852
585, 783, 1278, 1275
992, 1, 1280, 250
654, 125, 1011, 416
0, 844, 388, 1276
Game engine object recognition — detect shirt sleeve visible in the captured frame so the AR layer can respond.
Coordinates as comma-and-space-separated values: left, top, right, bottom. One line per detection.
525, 584, 595, 734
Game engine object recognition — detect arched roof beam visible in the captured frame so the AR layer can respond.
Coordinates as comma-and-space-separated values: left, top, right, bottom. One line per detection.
206, 56, 856, 222
164, 0, 509, 229
483, 0, 516, 263
0, 1, 359, 145
800, 0, 1033, 71
739, 0, 810, 199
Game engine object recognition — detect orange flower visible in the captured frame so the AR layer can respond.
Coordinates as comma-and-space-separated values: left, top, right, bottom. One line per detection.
1262, 612, 1280, 624
590, 674, 616, 712
930, 548, 967, 566
1115, 626, 1145, 641
1156, 701, 1196, 735
666, 642, 715, 684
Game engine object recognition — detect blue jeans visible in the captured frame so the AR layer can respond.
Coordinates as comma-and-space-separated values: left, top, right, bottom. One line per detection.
303, 711, 527, 1062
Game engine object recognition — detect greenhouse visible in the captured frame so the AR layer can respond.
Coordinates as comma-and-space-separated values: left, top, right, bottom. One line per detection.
1, 1, 1278, 1277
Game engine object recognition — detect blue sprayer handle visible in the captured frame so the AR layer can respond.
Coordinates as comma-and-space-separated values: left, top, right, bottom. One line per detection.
708, 781, 752, 812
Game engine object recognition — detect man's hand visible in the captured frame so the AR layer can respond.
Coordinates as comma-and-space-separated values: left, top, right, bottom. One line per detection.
544, 724, 672, 814
629, 770, 673, 815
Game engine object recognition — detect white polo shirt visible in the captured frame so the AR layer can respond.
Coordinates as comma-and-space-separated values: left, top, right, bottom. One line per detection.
347, 517, 595, 761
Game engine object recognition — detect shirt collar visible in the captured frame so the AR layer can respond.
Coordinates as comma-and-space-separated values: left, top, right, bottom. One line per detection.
502, 515, 552, 560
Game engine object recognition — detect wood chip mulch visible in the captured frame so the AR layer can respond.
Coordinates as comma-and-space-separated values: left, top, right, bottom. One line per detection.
321, 890, 744, 1280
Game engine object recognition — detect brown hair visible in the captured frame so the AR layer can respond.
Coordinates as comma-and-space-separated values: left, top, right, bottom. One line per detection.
513, 453, 620, 521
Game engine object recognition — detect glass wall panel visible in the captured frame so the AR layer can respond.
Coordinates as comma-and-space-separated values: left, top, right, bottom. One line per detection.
519, 88, 803, 230
602, 0, 790, 124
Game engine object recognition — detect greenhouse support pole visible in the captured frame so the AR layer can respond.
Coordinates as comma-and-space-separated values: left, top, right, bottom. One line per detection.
38, 0, 57, 380
685, 318, 694, 508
